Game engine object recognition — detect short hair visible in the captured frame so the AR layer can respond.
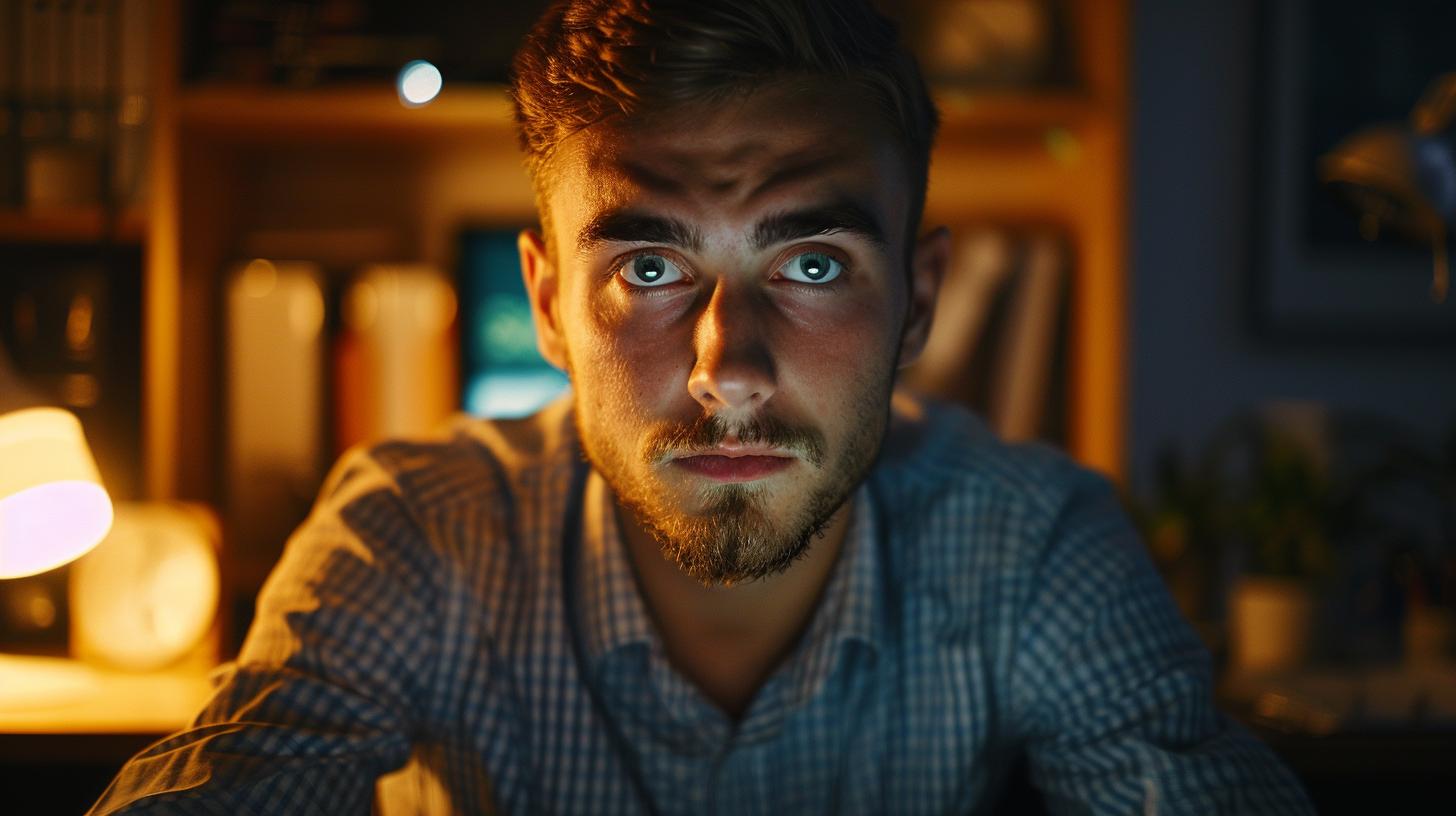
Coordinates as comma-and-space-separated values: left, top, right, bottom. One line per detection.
509, 0, 939, 242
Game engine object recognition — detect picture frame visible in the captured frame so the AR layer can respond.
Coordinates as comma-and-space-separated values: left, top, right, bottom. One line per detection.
1250, 0, 1456, 343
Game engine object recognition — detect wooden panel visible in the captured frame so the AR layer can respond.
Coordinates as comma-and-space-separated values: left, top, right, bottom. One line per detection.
144, 0, 180, 500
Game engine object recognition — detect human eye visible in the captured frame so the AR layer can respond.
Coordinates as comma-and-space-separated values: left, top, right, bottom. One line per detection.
617, 253, 687, 288
774, 251, 844, 284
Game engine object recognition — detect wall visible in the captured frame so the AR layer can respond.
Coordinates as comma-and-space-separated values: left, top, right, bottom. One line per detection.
1129, 0, 1456, 490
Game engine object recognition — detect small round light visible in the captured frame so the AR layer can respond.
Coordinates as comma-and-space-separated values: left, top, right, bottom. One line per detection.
397, 60, 443, 108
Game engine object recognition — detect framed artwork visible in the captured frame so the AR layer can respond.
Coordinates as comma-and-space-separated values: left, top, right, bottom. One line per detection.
1251, 0, 1456, 342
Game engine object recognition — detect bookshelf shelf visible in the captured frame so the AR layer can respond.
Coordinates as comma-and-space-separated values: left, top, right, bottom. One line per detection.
179, 82, 1102, 150
178, 84, 518, 143
935, 91, 1102, 139
0, 208, 146, 245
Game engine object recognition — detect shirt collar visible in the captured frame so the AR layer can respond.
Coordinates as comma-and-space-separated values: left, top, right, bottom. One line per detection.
579, 469, 657, 663
779, 482, 885, 709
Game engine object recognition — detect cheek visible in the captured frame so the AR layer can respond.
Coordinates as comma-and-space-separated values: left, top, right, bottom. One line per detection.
771, 294, 900, 411
567, 287, 694, 416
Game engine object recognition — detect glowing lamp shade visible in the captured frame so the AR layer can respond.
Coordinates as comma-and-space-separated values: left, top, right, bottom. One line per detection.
397, 60, 443, 107
0, 407, 113, 579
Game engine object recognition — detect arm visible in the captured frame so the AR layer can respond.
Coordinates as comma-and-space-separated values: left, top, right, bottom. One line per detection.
89, 451, 441, 815
1011, 475, 1314, 815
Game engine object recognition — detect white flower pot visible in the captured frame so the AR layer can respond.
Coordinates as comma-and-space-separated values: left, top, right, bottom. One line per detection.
1229, 576, 1314, 674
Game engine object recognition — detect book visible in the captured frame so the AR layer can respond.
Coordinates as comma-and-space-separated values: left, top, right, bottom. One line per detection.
333, 264, 458, 453
223, 259, 326, 593
112, 0, 147, 207
901, 227, 1069, 445
0, 0, 21, 205
988, 231, 1066, 442
903, 226, 1014, 407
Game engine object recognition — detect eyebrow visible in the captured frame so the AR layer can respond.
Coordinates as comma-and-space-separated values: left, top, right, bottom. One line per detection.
577, 212, 706, 255
750, 201, 888, 251
577, 199, 888, 256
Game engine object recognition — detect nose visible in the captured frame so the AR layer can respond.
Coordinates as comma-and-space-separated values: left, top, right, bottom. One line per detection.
686, 281, 776, 414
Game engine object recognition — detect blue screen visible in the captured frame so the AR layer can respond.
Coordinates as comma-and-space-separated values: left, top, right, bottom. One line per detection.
457, 229, 570, 418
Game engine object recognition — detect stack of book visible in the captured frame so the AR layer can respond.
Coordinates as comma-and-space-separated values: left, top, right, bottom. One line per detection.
0, 0, 150, 210
902, 227, 1070, 446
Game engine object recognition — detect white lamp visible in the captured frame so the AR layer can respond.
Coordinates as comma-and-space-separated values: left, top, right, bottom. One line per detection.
0, 407, 115, 578
0, 338, 115, 709
0, 330, 114, 577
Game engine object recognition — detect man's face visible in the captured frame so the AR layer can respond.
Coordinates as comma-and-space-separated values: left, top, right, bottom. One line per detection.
521, 81, 943, 586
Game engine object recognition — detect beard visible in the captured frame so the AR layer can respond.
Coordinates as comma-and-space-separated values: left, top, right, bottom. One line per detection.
576, 393, 891, 587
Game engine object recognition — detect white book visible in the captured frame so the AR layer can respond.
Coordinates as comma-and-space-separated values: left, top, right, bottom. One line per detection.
225, 259, 326, 573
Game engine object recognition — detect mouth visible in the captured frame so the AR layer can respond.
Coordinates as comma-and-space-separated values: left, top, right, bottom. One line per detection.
668, 446, 797, 483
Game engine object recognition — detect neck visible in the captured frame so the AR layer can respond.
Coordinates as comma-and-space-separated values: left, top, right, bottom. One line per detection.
616, 493, 854, 718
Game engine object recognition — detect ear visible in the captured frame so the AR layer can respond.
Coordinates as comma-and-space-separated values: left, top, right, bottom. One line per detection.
897, 225, 951, 369
518, 228, 568, 371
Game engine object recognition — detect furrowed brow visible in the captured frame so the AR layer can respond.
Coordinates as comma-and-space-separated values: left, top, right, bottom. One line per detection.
577, 211, 705, 254
751, 202, 889, 252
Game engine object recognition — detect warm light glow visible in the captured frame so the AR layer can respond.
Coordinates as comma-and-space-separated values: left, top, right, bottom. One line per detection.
240, 258, 278, 299
0, 482, 113, 579
70, 503, 220, 671
398, 60, 443, 107
0, 407, 113, 579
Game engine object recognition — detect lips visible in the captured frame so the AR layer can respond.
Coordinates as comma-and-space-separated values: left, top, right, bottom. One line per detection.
671, 453, 795, 482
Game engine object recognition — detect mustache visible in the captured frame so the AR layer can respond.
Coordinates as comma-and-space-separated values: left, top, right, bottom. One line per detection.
644, 413, 827, 468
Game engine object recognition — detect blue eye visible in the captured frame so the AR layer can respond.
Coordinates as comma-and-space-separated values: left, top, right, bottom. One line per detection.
620, 254, 686, 287
777, 251, 843, 284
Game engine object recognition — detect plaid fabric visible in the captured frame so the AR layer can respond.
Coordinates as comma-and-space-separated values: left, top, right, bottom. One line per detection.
90, 396, 1312, 815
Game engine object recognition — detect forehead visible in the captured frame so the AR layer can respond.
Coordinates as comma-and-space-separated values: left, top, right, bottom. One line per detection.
544, 81, 912, 253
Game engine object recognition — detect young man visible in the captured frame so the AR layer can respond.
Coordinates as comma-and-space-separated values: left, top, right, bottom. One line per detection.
94, 1, 1312, 813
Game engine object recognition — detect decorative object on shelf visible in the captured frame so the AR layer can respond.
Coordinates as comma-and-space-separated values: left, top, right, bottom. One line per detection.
895, 0, 1069, 89
1211, 403, 1335, 675
1229, 575, 1317, 675
69, 502, 220, 671
1137, 404, 1456, 673
1320, 72, 1456, 304
1252, 0, 1456, 341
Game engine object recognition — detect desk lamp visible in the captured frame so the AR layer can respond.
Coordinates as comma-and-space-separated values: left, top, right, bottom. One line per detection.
0, 336, 114, 708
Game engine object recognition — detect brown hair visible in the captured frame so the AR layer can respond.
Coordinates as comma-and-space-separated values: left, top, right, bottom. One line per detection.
509, 0, 939, 239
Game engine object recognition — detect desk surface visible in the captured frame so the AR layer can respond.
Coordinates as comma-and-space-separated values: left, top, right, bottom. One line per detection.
0, 654, 217, 736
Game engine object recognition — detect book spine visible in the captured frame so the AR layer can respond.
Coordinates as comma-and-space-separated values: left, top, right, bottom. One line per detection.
336, 265, 457, 449
988, 232, 1065, 442
0, 0, 20, 205
111, 0, 145, 206
224, 259, 326, 585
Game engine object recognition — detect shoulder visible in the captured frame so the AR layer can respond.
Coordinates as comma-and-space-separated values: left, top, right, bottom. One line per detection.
312, 396, 579, 568
871, 394, 1129, 626
872, 393, 1109, 549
